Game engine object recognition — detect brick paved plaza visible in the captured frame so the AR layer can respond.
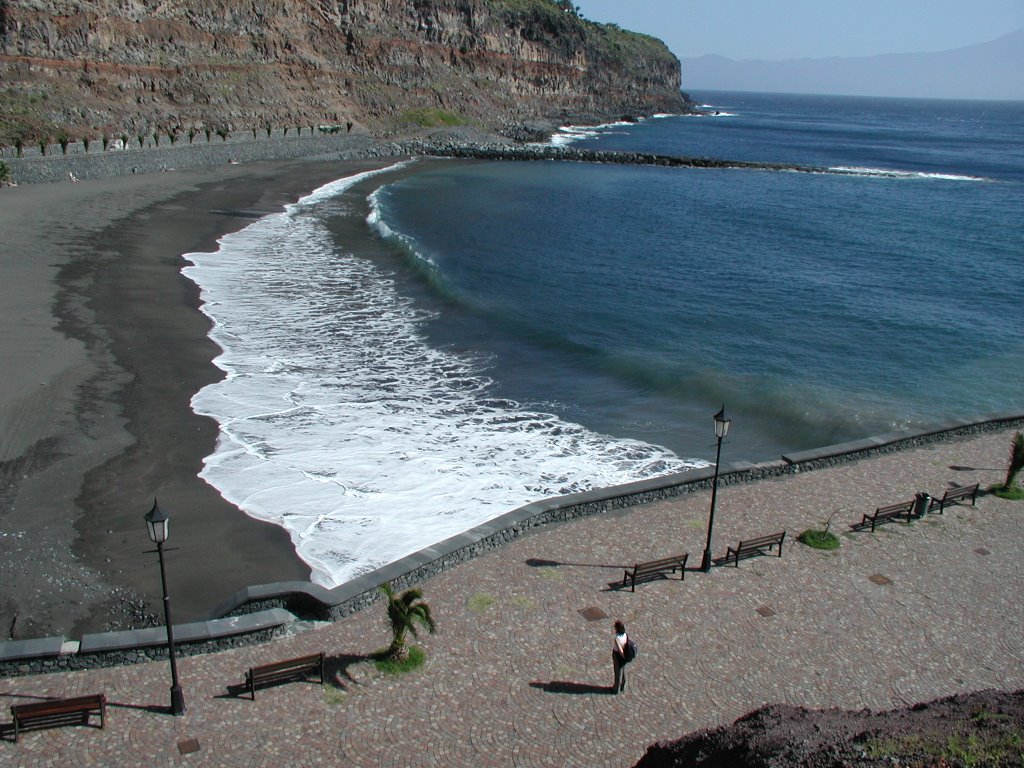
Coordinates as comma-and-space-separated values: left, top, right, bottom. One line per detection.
2, 429, 1022, 767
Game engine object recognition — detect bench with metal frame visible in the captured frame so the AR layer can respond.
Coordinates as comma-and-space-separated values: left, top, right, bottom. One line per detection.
622, 553, 689, 592
244, 652, 325, 700
851, 500, 915, 532
10, 693, 106, 742
722, 531, 786, 566
929, 483, 980, 514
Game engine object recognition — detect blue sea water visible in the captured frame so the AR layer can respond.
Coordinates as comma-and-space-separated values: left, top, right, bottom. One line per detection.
375, 91, 1024, 459
184, 91, 1024, 586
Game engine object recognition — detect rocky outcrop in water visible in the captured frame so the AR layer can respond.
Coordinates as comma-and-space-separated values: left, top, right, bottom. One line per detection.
0, 0, 688, 147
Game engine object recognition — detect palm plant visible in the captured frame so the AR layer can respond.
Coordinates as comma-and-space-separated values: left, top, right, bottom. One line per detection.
0, 160, 11, 187
1005, 431, 1024, 489
381, 584, 435, 660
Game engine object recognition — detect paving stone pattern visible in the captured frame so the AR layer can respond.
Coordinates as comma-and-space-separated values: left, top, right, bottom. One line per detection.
1, 430, 1022, 767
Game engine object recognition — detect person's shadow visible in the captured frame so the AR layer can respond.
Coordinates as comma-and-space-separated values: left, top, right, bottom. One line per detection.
529, 681, 613, 695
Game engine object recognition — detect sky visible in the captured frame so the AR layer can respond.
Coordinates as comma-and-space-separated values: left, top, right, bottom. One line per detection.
572, 0, 1024, 61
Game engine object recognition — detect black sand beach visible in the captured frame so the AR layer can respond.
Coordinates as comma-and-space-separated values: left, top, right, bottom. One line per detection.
0, 155, 417, 639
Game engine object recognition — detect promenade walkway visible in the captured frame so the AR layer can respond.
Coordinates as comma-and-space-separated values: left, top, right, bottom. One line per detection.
1, 429, 1022, 767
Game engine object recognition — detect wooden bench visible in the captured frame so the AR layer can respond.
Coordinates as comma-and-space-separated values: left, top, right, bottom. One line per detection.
722, 531, 786, 566
10, 693, 106, 742
245, 652, 325, 700
622, 553, 688, 591
929, 483, 980, 514
851, 500, 914, 532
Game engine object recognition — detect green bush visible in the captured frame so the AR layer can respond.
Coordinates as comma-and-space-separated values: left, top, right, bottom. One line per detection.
797, 529, 841, 550
991, 483, 1024, 501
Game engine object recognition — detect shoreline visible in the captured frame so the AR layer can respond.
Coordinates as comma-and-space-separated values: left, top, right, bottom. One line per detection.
2, 137, 1020, 641
0, 154, 420, 639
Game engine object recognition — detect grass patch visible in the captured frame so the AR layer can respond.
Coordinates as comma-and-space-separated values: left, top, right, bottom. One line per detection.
400, 108, 468, 128
467, 592, 496, 612
864, 727, 1024, 766
797, 529, 841, 550
686, 518, 707, 530
323, 686, 347, 705
511, 595, 534, 609
535, 566, 563, 581
991, 483, 1024, 500
372, 645, 426, 675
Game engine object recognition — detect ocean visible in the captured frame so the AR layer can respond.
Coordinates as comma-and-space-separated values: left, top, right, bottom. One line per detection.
182, 91, 1024, 588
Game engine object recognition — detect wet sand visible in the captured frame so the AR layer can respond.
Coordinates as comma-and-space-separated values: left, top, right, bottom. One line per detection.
0, 156, 408, 638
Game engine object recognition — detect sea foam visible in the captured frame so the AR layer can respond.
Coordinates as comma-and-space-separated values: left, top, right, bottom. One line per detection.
183, 166, 703, 588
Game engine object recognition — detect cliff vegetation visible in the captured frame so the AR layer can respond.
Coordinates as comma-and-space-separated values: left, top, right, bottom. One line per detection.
0, 0, 686, 151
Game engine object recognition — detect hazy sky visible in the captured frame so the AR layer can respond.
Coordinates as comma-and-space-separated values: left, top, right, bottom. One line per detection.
573, 0, 1024, 60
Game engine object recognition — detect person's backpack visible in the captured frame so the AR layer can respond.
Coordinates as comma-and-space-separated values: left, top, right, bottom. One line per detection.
624, 636, 637, 663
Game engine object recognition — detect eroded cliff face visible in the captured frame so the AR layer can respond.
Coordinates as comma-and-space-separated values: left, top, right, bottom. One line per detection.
0, 0, 686, 143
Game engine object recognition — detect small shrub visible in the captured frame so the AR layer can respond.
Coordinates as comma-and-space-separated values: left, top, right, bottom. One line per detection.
204, 127, 212, 142
797, 529, 841, 550
82, 136, 90, 153
0, 160, 11, 186
58, 132, 70, 154
38, 138, 48, 155
188, 127, 197, 144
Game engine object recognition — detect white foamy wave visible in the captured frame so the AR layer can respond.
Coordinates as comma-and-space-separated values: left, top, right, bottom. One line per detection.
829, 166, 987, 182
680, 107, 736, 118
547, 120, 639, 146
183, 169, 705, 588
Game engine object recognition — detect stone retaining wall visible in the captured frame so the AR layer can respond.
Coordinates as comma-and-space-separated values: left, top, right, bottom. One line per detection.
2, 132, 379, 184
3, 413, 1018, 677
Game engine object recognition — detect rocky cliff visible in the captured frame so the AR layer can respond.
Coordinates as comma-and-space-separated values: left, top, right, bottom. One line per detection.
0, 0, 686, 146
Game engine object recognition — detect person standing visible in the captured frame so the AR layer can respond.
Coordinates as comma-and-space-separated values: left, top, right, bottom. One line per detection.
612, 620, 629, 693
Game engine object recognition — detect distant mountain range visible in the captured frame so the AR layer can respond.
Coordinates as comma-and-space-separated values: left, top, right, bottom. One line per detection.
680, 29, 1024, 100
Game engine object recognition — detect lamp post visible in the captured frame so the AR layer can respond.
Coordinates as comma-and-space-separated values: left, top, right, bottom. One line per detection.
700, 407, 731, 572
144, 499, 186, 716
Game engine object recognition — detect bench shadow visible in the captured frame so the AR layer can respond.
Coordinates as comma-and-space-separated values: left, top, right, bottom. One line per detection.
106, 701, 172, 715
526, 557, 624, 569
949, 465, 997, 472
529, 681, 612, 695
0, 715, 104, 742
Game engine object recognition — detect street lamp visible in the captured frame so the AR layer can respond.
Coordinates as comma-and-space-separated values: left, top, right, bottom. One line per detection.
700, 407, 731, 572
144, 499, 186, 716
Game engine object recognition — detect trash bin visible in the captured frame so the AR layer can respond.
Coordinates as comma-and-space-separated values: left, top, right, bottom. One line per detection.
913, 491, 931, 518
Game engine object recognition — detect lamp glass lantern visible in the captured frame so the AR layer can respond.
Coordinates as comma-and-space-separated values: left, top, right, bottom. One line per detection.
714, 407, 731, 440
145, 500, 170, 544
